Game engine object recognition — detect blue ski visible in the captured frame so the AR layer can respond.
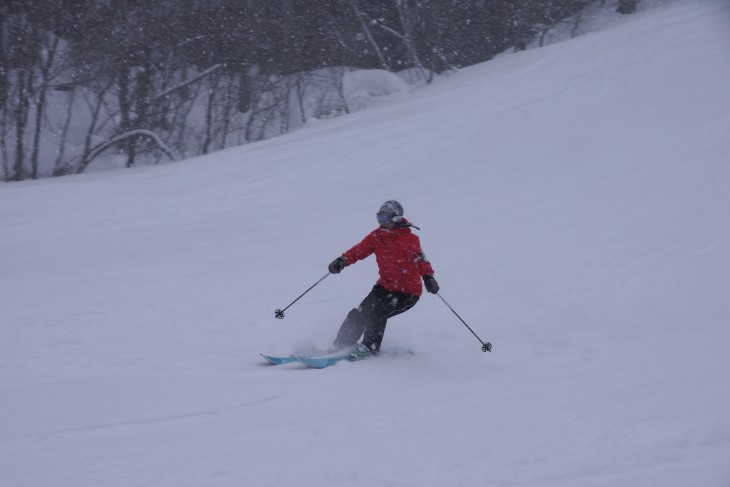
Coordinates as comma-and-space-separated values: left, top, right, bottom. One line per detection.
290, 354, 351, 369
262, 348, 413, 368
260, 353, 299, 365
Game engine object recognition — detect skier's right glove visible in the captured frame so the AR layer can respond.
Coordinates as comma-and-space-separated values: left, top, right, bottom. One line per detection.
328, 256, 347, 274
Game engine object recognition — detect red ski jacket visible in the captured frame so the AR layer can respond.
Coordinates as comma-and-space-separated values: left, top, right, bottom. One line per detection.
342, 222, 435, 296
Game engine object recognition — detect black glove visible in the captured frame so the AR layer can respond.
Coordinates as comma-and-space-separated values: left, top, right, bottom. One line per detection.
328, 256, 347, 274
423, 274, 439, 294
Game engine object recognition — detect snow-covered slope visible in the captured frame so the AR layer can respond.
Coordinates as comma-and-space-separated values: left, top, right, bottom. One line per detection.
2, 1, 730, 486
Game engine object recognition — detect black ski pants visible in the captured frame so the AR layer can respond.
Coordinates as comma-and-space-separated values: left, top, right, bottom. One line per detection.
333, 284, 419, 352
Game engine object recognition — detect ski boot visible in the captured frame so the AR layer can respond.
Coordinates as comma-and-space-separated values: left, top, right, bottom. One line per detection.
348, 343, 376, 361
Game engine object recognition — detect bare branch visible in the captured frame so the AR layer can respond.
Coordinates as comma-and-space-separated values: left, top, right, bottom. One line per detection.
151, 64, 223, 102
77, 129, 177, 174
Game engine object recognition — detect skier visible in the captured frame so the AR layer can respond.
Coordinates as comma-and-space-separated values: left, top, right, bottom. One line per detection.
327, 200, 439, 360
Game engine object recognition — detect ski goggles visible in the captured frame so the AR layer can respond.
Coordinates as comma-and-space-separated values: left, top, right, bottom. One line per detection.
377, 212, 403, 225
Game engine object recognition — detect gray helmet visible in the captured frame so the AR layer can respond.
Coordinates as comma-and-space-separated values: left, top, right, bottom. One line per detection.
376, 200, 404, 224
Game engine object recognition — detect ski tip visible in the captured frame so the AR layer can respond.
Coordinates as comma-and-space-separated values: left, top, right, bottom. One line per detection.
260, 353, 298, 365
260, 353, 280, 365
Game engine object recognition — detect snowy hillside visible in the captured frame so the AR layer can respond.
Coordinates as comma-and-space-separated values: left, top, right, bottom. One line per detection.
2, 1, 730, 486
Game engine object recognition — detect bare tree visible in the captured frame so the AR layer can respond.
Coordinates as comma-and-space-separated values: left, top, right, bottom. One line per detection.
202, 70, 220, 155
72, 81, 113, 175
30, 33, 60, 179
3, 10, 42, 182
52, 86, 76, 176
351, 0, 393, 71
617, 0, 638, 14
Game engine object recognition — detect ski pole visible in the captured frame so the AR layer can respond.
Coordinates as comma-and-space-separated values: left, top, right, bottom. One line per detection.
274, 273, 330, 319
436, 292, 492, 352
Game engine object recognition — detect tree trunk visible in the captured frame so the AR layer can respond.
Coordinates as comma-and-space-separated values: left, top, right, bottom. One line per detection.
238, 67, 251, 113
53, 88, 76, 176
295, 73, 307, 126
0, 76, 8, 182
117, 64, 137, 168
13, 70, 31, 181
30, 36, 59, 179
202, 74, 218, 155
76, 83, 111, 174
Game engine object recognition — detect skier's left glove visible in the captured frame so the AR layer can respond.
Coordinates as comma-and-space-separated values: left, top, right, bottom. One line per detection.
423, 274, 439, 294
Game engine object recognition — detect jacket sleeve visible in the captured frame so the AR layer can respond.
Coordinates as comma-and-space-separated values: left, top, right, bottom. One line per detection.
342, 231, 378, 265
413, 236, 435, 276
